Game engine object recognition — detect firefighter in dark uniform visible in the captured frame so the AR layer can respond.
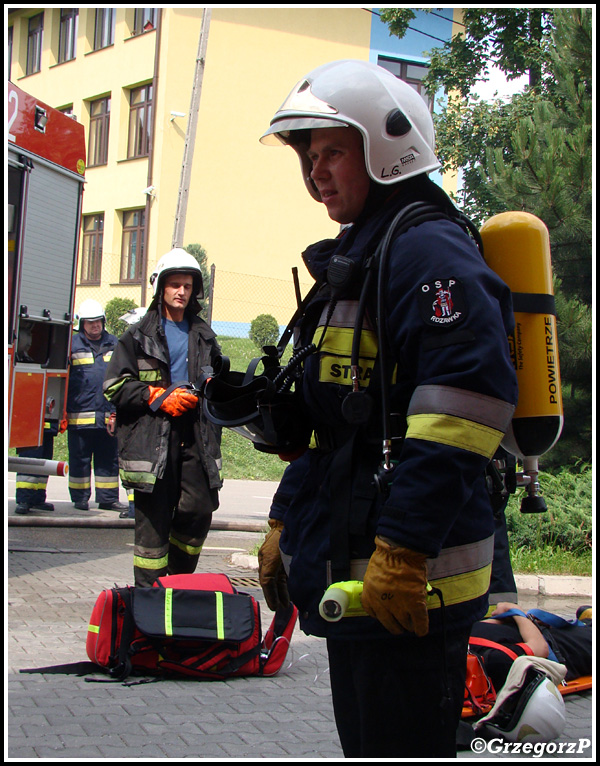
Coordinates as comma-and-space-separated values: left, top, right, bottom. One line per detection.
103, 249, 222, 587
66, 300, 127, 512
256, 60, 519, 758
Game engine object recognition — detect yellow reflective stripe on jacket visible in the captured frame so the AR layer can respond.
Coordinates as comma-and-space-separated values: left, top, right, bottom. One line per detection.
426, 564, 492, 610
406, 413, 503, 459
67, 411, 96, 426
313, 298, 378, 387
71, 352, 94, 365
425, 533, 493, 608
88, 623, 99, 634
328, 534, 494, 612
139, 370, 163, 382
408, 385, 514, 433
137, 358, 162, 382
405, 384, 514, 459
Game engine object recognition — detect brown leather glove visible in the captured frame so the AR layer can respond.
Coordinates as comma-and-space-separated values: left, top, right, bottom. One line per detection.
361, 536, 430, 636
258, 519, 290, 611
148, 386, 198, 417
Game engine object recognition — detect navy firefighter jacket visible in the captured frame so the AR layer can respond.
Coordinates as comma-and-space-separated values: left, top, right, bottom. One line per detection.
272, 192, 519, 639
67, 328, 118, 430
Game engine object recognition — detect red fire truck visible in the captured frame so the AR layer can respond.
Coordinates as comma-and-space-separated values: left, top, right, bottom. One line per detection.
8, 82, 86, 474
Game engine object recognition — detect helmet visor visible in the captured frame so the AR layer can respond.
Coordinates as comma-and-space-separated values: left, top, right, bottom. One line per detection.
260, 117, 349, 145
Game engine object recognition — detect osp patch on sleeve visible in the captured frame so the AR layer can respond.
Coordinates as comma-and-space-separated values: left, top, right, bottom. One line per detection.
418, 278, 468, 328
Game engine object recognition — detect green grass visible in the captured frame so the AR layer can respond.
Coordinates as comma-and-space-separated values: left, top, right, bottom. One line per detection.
510, 545, 592, 577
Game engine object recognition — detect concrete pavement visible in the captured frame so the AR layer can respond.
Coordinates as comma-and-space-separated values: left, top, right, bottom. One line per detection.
7, 477, 594, 760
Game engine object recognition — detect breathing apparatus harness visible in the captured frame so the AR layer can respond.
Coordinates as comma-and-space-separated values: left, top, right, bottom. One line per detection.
194, 199, 487, 470
330, 200, 485, 495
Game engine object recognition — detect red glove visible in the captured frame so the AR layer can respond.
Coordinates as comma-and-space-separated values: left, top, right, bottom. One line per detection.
148, 386, 198, 417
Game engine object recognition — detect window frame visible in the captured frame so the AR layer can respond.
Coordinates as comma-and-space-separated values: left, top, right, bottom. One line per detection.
80, 214, 104, 285
26, 13, 44, 75
94, 7, 115, 51
377, 56, 433, 111
127, 84, 153, 159
120, 209, 146, 284
133, 8, 157, 36
88, 96, 111, 167
58, 7, 78, 64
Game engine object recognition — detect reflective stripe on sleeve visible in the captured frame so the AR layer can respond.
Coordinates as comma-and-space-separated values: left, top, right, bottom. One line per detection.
406, 384, 514, 459
407, 385, 515, 432
406, 413, 504, 458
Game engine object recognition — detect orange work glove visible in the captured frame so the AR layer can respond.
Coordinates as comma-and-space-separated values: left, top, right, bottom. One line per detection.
258, 519, 290, 611
147, 385, 198, 417
361, 536, 430, 636
107, 412, 117, 436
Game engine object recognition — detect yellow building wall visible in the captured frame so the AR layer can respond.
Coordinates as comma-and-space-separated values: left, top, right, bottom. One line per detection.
181, 7, 372, 323
9, 7, 455, 329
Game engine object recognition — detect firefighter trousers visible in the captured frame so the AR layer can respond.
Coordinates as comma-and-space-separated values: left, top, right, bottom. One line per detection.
67, 428, 120, 505
15, 429, 56, 506
327, 627, 471, 758
132, 428, 219, 588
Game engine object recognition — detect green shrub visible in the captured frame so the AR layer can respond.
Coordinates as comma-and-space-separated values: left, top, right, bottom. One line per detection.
249, 313, 280, 350
505, 465, 592, 554
104, 297, 138, 336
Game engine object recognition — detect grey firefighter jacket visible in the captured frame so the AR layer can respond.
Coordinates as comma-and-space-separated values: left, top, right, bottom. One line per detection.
103, 308, 222, 493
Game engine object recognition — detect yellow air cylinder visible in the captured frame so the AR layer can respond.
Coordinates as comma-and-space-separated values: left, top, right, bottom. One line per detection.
480, 212, 563, 511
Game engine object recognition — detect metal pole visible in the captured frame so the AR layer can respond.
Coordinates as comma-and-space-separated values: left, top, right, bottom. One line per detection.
206, 263, 215, 326
172, 8, 212, 248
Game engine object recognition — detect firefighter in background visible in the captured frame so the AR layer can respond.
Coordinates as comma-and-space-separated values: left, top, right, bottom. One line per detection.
66, 300, 128, 512
256, 60, 518, 758
103, 249, 223, 587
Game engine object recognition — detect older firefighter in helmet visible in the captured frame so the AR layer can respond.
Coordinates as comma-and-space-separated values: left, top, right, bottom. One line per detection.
255, 60, 519, 757
66, 299, 128, 513
103, 248, 222, 587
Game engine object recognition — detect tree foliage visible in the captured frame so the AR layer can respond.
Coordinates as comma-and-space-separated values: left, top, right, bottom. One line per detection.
184, 243, 211, 320
382, 8, 593, 466
104, 296, 138, 337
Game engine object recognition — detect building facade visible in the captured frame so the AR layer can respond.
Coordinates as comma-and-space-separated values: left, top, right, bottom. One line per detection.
7, 7, 460, 336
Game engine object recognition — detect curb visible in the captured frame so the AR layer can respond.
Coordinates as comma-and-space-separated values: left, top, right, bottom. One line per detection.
229, 555, 594, 599
514, 574, 593, 598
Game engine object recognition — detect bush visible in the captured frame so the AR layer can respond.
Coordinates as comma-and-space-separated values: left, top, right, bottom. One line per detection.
505, 465, 592, 554
104, 297, 138, 336
249, 313, 280, 350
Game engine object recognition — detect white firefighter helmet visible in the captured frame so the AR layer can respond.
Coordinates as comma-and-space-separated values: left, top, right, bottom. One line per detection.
77, 299, 105, 327
149, 248, 204, 298
260, 59, 441, 200
482, 668, 566, 744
